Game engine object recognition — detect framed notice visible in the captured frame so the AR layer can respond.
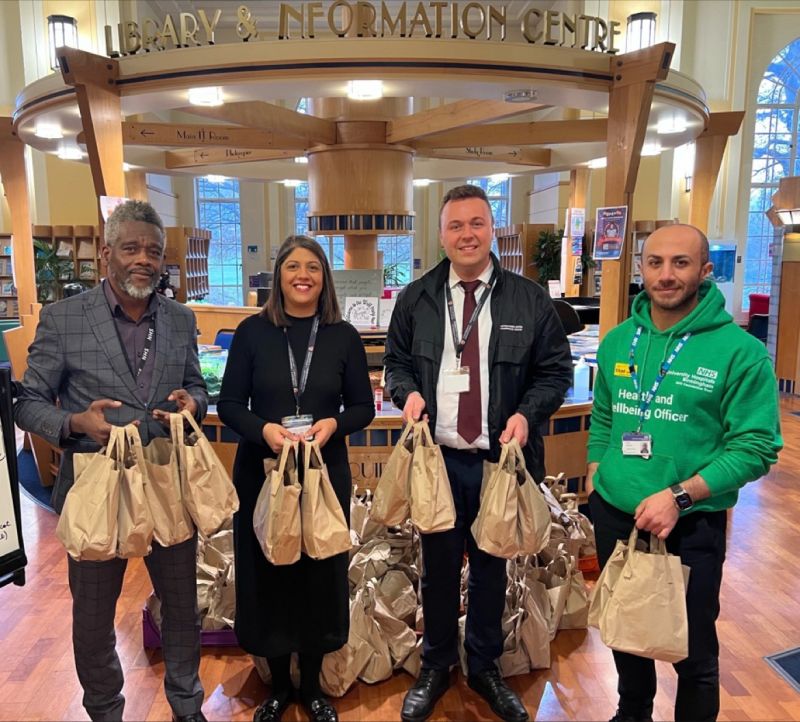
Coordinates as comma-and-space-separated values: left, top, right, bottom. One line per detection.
344, 296, 378, 327
570, 208, 586, 240
593, 206, 628, 261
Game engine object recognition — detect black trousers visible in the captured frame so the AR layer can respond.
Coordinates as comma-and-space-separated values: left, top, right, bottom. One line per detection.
589, 490, 727, 722
419, 447, 507, 674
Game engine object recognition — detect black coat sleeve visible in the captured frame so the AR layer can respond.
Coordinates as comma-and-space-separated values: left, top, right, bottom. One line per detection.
383, 285, 420, 410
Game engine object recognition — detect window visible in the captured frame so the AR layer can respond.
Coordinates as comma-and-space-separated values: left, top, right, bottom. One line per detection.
195, 177, 242, 305
468, 175, 510, 226
745, 38, 800, 306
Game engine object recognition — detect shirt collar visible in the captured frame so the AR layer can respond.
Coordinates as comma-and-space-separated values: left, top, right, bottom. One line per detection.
103, 279, 157, 321
448, 261, 494, 291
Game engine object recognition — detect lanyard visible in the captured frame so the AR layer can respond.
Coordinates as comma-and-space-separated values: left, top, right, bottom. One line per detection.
284, 315, 320, 415
628, 326, 690, 432
445, 273, 496, 362
134, 318, 156, 379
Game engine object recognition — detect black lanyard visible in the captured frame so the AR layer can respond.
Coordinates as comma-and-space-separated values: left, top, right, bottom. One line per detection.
284, 315, 320, 415
445, 273, 496, 362
134, 318, 156, 379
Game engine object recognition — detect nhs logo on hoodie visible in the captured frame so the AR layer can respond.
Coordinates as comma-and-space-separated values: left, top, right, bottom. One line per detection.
672, 366, 719, 393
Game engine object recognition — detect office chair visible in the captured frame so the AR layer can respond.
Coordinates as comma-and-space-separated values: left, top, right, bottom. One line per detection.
552, 299, 584, 335
746, 314, 768, 344
213, 328, 236, 350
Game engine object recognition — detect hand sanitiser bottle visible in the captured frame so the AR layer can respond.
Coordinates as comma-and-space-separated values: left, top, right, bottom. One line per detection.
572, 356, 590, 401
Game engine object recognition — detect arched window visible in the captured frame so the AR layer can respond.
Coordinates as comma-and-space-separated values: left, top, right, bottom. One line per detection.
745, 38, 800, 305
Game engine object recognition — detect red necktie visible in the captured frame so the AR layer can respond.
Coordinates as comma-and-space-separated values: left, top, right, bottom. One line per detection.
457, 280, 482, 444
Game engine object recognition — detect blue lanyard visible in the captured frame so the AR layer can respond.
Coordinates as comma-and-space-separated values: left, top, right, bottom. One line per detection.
628, 327, 690, 432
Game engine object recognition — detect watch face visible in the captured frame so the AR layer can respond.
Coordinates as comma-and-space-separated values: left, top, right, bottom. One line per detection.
675, 492, 693, 511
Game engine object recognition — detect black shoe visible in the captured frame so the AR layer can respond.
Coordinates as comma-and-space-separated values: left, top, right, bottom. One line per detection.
467, 668, 529, 722
172, 714, 208, 722
401, 668, 451, 722
300, 695, 338, 722
609, 714, 653, 722
254, 693, 293, 722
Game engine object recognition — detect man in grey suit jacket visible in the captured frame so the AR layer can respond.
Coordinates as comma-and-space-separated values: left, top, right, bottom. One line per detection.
15, 200, 208, 722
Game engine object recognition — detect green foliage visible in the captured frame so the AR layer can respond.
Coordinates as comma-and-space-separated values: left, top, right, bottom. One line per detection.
33, 239, 74, 303
383, 261, 404, 287
534, 228, 564, 286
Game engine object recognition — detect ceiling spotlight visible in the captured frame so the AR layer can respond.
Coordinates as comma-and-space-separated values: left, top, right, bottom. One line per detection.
188, 87, 224, 107
657, 116, 687, 135
294, 156, 309, 164
413, 179, 432, 187
504, 89, 538, 103
205, 174, 227, 183
35, 123, 63, 139
625, 11, 657, 52
282, 179, 302, 187
57, 145, 82, 160
587, 157, 607, 169
48, 14, 78, 71
347, 80, 383, 100
641, 142, 662, 156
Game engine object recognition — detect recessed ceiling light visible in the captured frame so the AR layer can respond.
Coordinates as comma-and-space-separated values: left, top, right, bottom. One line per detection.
282, 179, 302, 187
503, 89, 538, 103
657, 116, 687, 135
413, 178, 432, 187
587, 157, 607, 169
489, 173, 510, 183
294, 156, 309, 164
347, 80, 383, 100
641, 142, 662, 156
57, 146, 82, 160
188, 87, 224, 107
35, 123, 63, 139
205, 174, 227, 183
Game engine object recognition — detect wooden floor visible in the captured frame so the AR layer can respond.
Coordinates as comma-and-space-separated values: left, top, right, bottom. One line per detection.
2, 399, 800, 721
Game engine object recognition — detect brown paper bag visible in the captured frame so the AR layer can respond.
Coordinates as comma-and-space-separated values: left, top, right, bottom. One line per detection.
57, 425, 124, 561
301, 440, 351, 559
587, 536, 629, 628
511, 442, 552, 555
371, 423, 414, 526
118, 425, 155, 558
253, 442, 302, 566
472, 443, 518, 558
171, 410, 239, 537
409, 421, 455, 533
140, 432, 194, 547
598, 528, 690, 663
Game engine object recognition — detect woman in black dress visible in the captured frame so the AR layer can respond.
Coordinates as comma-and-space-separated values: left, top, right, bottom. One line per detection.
217, 236, 374, 722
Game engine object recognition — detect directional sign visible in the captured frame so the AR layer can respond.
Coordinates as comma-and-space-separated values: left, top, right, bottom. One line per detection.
422, 147, 551, 167
165, 147, 302, 168
120, 122, 308, 150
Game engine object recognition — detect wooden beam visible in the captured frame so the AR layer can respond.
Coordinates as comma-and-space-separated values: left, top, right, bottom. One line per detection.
599, 42, 675, 338
57, 47, 124, 200
113, 122, 308, 150
0, 118, 37, 316
387, 99, 544, 144
408, 119, 607, 149
689, 111, 745, 233
177, 101, 337, 145
422, 147, 551, 166
125, 170, 148, 201
165, 147, 302, 169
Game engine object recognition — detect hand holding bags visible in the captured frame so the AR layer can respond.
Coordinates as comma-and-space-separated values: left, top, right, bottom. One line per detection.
253, 441, 302, 566
170, 410, 239, 537
301, 440, 351, 559
472, 439, 551, 558
57, 425, 126, 561
408, 421, 456, 533
593, 527, 690, 663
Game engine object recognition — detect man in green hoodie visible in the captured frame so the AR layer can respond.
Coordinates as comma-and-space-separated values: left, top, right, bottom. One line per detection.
586, 224, 782, 722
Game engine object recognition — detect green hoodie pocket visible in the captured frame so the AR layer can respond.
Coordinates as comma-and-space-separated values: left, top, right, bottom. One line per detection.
596, 447, 681, 514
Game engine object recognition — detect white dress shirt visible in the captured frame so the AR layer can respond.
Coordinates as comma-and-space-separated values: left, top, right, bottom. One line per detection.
435, 262, 494, 450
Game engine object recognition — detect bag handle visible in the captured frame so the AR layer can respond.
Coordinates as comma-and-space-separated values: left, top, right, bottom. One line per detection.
397, 421, 415, 450
649, 533, 669, 556
103, 424, 126, 463
179, 408, 204, 438
123, 423, 148, 472
276, 439, 298, 482
412, 419, 435, 447
169, 412, 186, 453
303, 439, 324, 470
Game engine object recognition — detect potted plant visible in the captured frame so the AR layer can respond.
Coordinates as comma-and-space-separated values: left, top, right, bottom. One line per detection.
533, 228, 564, 287
33, 239, 75, 303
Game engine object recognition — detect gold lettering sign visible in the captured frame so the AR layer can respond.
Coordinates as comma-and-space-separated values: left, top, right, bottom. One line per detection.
105, 2, 622, 57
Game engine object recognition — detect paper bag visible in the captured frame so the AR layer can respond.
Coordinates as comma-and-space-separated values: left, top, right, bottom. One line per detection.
118, 425, 155, 558
371, 423, 414, 526
171, 410, 239, 537
57, 425, 124, 561
253, 442, 302, 566
472, 443, 518, 558
409, 421, 455, 533
301, 440, 351, 559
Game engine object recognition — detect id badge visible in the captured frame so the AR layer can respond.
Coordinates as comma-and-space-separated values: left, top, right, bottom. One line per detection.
442, 367, 470, 394
622, 432, 652, 459
281, 414, 314, 439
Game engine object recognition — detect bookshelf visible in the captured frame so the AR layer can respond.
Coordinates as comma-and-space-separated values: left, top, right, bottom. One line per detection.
494, 223, 554, 281
164, 227, 210, 303
31, 224, 102, 303
0, 234, 18, 318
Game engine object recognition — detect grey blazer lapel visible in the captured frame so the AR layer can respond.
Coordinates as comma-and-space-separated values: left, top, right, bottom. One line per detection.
84, 286, 143, 403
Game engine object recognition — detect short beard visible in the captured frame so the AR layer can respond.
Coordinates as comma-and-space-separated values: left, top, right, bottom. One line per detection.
111, 267, 156, 299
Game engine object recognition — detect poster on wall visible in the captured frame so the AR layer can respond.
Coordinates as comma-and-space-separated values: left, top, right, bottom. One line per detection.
592, 206, 628, 261
570, 208, 586, 247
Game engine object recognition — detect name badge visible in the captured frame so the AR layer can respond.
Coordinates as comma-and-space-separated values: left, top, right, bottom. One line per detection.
442, 367, 470, 394
281, 414, 314, 439
622, 432, 652, 459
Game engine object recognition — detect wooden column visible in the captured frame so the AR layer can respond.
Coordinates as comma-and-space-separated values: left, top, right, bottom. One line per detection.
125, 170, 148, 201
564, 167, 590, 297
345, 235, 379, 269
56, 48, 124, 208
599, 43, 674, 338
0, 118, 37, 317
688, 111, 745, 234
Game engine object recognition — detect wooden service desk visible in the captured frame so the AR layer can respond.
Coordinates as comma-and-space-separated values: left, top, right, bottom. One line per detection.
202, 395, 592, 499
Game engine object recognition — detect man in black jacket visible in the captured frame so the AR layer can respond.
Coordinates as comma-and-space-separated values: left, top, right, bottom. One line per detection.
384, 185, 573, 722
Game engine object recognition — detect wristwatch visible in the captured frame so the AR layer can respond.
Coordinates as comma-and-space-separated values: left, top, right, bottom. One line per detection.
670, 483, 693, 511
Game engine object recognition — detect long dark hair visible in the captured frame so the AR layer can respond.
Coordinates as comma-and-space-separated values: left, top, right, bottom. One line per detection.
262, 235, 342, 327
